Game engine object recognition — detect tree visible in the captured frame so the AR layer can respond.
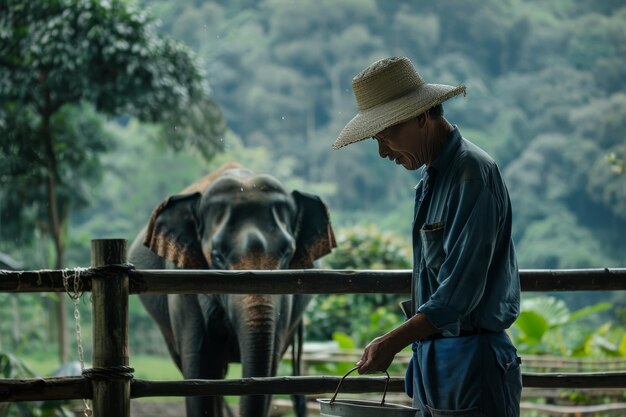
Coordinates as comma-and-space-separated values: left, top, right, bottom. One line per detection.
0, 0, 225, 362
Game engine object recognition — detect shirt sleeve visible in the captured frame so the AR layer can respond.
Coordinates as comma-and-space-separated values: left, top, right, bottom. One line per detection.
416, 178, 500, 336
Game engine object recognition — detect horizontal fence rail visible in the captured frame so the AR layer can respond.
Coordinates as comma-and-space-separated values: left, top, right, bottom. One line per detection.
4, 372, 626, 402
2, 267, 626, 294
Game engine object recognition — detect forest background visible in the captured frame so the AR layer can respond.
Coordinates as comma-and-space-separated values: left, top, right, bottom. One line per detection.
1, 0, 625, 377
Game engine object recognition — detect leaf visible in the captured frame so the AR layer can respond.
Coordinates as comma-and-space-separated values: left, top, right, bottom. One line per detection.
571, 335, 594, 357
521, 296, 570, 328
595, 335, 619, 356
596, 322, 612, 335
332, 331, 356, 350
515, 310, 549, 343
568, 303, 612, 323
0, 351, 36, 378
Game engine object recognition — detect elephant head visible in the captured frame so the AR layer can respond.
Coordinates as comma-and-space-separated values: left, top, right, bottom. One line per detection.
144, 162, 335, 271
134, 162, 335, 417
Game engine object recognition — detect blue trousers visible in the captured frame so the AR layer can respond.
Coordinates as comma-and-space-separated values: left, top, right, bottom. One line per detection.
406, 331, 522, 417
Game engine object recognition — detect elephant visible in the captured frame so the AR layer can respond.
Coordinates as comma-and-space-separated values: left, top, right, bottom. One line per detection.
128, 162, 336, 417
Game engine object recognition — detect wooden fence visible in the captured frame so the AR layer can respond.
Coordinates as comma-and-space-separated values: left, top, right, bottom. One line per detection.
1, 238, 626, 416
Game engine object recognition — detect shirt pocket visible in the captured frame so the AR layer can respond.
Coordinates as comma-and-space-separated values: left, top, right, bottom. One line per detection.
420, 221, 446, 274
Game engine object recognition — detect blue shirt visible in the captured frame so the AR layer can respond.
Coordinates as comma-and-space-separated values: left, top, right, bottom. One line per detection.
412, 126, 520, 337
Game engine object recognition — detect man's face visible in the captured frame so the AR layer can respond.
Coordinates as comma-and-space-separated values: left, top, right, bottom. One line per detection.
373, 116, 425, 170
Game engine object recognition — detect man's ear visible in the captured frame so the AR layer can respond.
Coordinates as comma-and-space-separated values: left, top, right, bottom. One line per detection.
288, 191, 336, 269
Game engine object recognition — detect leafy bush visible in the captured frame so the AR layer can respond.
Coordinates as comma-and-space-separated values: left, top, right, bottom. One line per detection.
509, 295, 624, 357
305, 224, 411, 345
320, 223, 412, 271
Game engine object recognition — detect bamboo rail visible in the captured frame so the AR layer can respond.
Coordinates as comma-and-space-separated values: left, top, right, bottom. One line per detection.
3, 372, 626, 402
1, 267, 626, 294
0, 377, 89, 401
1, 239, 626, 411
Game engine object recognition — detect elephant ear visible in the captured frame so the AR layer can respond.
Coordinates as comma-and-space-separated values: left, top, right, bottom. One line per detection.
289, 191, 337, 269
143, 193, 209, 269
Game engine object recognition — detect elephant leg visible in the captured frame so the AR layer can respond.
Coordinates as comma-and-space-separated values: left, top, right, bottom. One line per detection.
290, 321, 308, 417
280, 295, 312, 417
170, 295, 229, 417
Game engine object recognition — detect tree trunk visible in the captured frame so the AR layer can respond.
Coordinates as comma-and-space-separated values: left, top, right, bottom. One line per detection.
41, 110, 68, 364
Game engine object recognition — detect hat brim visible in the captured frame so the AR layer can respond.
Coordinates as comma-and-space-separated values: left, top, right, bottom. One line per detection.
332, 83, 466, 150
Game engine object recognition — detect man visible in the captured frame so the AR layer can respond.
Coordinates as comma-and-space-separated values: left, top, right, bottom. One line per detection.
332, 56, 522, 416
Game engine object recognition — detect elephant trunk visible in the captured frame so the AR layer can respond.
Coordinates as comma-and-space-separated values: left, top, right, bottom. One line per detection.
236, 294, 280, 417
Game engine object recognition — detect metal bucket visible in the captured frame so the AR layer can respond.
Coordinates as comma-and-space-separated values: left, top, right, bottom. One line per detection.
317, 367, 418, 417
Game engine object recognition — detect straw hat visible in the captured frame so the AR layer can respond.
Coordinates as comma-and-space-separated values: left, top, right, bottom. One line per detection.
332, 57, 466, 149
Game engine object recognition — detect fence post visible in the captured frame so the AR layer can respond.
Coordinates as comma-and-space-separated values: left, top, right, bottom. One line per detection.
90, 239, 130, 417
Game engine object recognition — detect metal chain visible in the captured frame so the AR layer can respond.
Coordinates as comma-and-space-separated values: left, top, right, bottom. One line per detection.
62, 267, 93, 417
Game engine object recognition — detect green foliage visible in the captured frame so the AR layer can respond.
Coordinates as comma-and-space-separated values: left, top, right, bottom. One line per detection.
321, 224, 411, 270
306, 332, 356, 376
0, 351, 36, 378
0, 103, 109, 251
4, 0, 622, 271
505, 130, 625, 266
510, 296, 617, 356
0, 293, 51, 354
1, 0, 625, 377
0, 352, 70, 417
67, 119, 208, 253
0, 0, 225, 269
132, 0, 626, 273
68, 118, 337, 266
1, 0, 225, 151
515, 210, 616, 269
306, 224, 411, 345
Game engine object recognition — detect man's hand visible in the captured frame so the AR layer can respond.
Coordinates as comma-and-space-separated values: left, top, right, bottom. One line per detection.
356, 335, 397, 374
356, 312, 439, 374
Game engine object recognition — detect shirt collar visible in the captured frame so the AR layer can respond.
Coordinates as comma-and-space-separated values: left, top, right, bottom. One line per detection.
430, 125, 462, 174
414, 125, 462, 189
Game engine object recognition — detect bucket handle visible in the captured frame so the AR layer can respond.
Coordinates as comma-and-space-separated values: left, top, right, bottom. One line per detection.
330, 366, 390, 406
